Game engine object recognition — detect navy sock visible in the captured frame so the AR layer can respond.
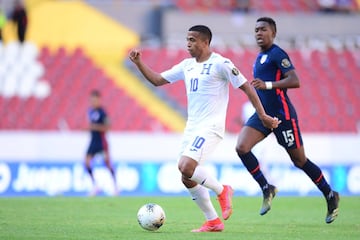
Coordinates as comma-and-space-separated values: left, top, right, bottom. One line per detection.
109, 167, 117, 184
86, 166, 95, 183
301, 159, 332, 197
238, 151, 268, 191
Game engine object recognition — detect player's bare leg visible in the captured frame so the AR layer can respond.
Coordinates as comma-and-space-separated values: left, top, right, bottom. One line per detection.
103, 151, 118, 196
85, 155, 99, 196
287, 147, 339, 223
179, 156, 233, 221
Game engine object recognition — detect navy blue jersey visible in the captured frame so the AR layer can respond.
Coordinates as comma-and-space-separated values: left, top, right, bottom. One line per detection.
253, 44, 297, 120
87, 107, 108, 155
247, 44, 303, 149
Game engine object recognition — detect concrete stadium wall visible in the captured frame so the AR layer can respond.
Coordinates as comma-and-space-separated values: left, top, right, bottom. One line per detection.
0, 131, 359, 163
163, 11, 360, 38
84, 1, 360, 46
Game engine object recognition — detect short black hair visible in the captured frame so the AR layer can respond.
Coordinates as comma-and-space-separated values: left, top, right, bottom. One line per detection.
256, 17, 277, 33
188, 25, 212, 44
90, 89, 101, 97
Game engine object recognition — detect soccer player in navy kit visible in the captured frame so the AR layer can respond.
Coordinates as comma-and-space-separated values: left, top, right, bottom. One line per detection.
236, 17, 339, 223
86, 90, 117, 196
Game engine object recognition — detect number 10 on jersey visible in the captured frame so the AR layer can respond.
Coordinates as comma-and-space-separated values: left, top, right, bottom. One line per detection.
190, 78, 198, 92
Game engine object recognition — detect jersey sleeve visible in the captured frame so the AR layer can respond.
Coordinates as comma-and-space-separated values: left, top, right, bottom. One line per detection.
160, 60, 186, 83
220, 58, 247, 89
274, 48, 295, 74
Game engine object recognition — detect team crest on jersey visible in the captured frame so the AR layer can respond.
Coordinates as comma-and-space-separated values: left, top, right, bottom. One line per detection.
260, 54, 268, 64
232, 67, 239, 76
281, 58, 291, 68
90, 111, 100, 121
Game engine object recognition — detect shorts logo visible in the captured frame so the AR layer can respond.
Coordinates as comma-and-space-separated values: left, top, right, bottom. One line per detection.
281, 58, 291, 68
260, 54, 268, 64
232, 67, 239, 76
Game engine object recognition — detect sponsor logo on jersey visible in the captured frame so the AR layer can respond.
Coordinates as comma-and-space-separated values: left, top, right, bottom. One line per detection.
232, 67, 239, 76
189, 148, 198, 152
260, 54, 268, 64
281, 58, 291, 68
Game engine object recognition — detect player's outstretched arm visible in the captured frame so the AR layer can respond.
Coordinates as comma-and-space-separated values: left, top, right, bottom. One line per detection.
129, 49, 169, 87
240, 82, 281, 129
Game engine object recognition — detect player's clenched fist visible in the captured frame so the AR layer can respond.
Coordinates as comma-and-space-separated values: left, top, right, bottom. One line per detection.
251, 78, 266, 90
260, 115, 281, 130
129, 49, 140, 63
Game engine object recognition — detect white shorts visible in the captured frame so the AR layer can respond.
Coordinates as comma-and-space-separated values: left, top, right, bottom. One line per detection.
179, 129, 222, 164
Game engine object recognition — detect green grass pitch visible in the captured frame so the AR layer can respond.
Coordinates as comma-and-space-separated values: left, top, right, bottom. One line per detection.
0, 196, 359, 240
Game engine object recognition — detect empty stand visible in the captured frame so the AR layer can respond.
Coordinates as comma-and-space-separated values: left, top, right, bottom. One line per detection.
138, 47, 360, 133
0, 43, 170, 131
1, 41, 359, 132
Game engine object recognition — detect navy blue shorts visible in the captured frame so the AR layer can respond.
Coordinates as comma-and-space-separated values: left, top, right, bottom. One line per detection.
245, 113, 303, 150
86, 139, 108, 156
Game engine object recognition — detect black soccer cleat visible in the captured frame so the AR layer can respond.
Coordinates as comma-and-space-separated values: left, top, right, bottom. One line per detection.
325, 191, 339, 224
260, 184, 278, 216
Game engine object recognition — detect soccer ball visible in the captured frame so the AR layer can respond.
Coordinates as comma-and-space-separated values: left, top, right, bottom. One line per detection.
137, 203, 166, 231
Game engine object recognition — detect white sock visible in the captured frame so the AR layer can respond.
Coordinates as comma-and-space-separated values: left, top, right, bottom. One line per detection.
188, 185, 218, 221
190, 166, 224, 195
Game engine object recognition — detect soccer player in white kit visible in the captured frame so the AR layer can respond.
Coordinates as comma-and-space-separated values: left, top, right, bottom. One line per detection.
129, 25, 280, 232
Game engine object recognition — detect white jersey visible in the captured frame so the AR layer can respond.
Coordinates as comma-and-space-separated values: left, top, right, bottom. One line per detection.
161, 52, 247, 137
